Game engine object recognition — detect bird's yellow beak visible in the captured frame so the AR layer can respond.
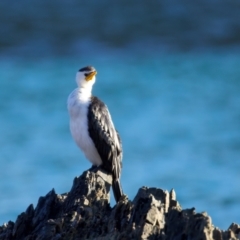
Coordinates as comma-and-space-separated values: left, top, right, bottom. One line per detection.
85, 71, 97, 81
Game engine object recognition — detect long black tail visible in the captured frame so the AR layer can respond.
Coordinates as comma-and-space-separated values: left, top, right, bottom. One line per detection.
112, 179, 123, 202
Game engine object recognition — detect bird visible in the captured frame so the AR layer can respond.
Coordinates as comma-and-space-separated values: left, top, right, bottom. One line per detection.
67, 66, 123, 202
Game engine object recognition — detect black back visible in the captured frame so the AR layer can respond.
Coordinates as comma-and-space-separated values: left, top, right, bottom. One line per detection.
87, 96, 122, 180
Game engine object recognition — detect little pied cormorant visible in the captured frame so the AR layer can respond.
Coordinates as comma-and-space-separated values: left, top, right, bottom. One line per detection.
67, 66, 123, 202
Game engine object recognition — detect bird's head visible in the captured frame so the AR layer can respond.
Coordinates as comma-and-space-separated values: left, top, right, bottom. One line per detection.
76, 66, 97, 88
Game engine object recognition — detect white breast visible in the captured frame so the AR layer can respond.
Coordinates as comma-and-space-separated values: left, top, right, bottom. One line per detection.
67, 88, 102, 166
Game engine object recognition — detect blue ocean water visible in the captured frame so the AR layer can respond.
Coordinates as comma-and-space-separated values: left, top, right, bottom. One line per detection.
0, 48, 239, 229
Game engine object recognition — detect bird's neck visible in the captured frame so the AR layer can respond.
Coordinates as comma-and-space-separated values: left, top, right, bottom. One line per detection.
77, 86, 92, 102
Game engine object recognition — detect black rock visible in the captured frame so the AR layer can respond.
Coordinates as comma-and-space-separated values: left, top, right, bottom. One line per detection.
0, 168, 239, 240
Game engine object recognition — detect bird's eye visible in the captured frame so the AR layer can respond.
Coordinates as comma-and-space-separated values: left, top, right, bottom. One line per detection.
84, 73, 90, 77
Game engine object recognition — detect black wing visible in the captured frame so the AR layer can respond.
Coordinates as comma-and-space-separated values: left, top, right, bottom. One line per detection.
87, 96, 122, 181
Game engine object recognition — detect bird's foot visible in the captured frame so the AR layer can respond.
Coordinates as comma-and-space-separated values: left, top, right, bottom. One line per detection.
88, 165, 99, 172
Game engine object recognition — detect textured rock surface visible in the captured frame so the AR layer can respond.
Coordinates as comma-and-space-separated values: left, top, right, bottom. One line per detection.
0, 168, 239, 240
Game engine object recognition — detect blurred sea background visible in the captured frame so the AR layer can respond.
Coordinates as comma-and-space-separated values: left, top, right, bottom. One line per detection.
0, 0, 240, 230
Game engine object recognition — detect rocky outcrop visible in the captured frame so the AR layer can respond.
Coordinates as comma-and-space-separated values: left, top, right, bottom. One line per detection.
0, 168, 239, 240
